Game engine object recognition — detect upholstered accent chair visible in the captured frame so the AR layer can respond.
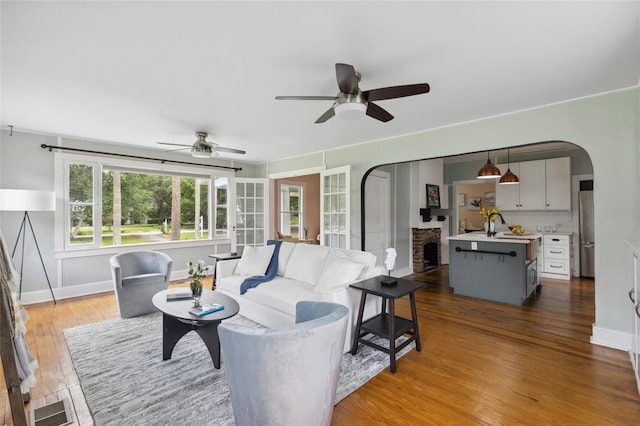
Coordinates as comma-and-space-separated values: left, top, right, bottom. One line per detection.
219, 301, 349, 426
110, 250, 173, 319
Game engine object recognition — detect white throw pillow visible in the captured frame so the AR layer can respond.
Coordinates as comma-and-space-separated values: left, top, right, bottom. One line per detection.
283, 244, 330, 285
235, 245, 276, 276
276, 242, 296, 276
315, 253, 366, 293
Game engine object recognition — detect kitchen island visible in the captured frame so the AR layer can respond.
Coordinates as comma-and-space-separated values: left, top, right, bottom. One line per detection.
447, 232, 541, 305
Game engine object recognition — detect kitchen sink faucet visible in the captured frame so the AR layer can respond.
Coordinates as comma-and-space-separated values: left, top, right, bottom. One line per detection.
487, 212, 506, 237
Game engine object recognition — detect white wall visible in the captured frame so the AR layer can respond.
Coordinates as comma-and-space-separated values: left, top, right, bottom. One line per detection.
265, 88, 640, 351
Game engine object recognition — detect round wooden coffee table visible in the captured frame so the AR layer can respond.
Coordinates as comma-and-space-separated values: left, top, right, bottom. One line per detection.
152, 289, 239, 369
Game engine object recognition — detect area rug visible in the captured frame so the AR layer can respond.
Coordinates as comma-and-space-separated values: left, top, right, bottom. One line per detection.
64, 313, 415, 426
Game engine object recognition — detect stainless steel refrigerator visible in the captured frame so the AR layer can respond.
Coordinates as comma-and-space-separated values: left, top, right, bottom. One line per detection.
579, 181, 595, 278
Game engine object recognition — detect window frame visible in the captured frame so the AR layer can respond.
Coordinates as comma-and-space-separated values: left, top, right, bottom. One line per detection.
279, 182, 304, 238
55, 152, 234, 258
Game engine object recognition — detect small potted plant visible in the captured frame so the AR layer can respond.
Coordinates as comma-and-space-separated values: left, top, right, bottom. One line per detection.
187, 260, 210, 306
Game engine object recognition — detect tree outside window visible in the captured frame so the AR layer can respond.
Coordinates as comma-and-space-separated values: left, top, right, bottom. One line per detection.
67, 162, 222, 248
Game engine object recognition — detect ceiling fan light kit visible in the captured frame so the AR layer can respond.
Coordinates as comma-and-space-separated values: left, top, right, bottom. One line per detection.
191, 142, 214, 158
335, 94, 367, 118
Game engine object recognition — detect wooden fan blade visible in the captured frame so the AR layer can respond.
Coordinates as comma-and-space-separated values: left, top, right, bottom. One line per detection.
215, 146, 246, 155
366, 102, 394, 122
363, 83, 430, 102
335, 63, 359, 95
315, 107, 336, 123
275, 96, 337, 101
157, 142, 192, 147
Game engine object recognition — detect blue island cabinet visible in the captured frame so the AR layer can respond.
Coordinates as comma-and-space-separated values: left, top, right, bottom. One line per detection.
448, 236, 540, 305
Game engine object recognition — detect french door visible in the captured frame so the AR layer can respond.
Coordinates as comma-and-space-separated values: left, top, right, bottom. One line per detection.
320, 166, 350, 249
229, 178, 269, 253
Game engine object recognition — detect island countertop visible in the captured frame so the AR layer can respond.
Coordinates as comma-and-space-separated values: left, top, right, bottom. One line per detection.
447, 232, 542, 244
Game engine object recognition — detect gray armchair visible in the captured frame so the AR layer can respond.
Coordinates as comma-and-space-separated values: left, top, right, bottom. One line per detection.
110, 250, 173, 319
219, 301, 349, 426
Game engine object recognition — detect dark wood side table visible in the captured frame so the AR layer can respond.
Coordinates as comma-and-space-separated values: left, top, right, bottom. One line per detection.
350, 276, 425, 373
208, 252, 242, 289
152, 289, 239, 369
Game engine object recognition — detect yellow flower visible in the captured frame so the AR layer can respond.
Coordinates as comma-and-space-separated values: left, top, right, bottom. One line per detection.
479, 206, 501, 220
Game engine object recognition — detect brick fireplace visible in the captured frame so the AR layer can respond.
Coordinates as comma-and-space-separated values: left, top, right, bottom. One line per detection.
412, 228, 442, 273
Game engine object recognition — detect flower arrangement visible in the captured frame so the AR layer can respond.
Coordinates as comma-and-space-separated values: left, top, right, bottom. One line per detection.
187, 260, 211, 287
479, 206, 500, 221
188, 260, 211, 303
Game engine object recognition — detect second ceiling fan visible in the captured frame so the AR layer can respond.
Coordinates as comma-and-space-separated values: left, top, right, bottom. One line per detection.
275, 63, 430, 123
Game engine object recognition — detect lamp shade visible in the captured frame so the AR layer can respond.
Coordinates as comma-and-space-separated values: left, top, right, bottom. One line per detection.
477, 159, 501, 179
0, 189, 56, 211
499, 168, 520, 184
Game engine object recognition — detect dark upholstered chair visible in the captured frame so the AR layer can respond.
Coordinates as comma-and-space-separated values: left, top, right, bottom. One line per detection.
219, 301, 349, 426
110, 250, 173, 318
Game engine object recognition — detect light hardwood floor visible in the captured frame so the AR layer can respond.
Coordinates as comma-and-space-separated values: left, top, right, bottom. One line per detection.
3, 269, 640, 425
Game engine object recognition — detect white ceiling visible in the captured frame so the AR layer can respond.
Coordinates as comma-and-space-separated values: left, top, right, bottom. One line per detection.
2, 1, 639, 164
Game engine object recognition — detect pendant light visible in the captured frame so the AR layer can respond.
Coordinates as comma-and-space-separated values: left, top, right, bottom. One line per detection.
499, 148, 520, 184
477, 151, 501, 179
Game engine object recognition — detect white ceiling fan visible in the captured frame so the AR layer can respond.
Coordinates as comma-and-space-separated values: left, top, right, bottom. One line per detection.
158, 132, 246, 158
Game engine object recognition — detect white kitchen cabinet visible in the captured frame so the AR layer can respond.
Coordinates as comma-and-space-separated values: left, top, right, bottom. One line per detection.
496, 157, 570, 211
545, 157, 571, 210
494, 162, 520, 209
495, 160, 545, 210
541, 233, 572, 280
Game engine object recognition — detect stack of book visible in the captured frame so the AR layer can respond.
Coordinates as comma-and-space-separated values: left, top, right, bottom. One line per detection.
189, 303, 224, 317
165, 288, 192, 301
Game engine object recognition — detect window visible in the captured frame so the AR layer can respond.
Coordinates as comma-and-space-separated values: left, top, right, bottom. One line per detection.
215, 177, 229, 237
64, 157, 230, 250
280, 184, 303, 238
68, 163, 97, 246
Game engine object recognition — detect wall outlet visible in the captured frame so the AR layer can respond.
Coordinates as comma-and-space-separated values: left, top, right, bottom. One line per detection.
471, 242, 478, 250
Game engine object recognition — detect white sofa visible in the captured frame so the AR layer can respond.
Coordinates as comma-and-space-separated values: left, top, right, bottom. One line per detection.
216, 242, 383, 352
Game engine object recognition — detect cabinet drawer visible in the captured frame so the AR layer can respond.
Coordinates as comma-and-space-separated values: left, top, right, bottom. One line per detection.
544, 245, 569, 260
544, 234, 570, 246
544, 259, 569, 275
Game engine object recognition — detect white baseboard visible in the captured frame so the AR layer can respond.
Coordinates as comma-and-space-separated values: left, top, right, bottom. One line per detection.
20, 280, 114, 305
591, 324, 632, 351
20, 269, 192, 305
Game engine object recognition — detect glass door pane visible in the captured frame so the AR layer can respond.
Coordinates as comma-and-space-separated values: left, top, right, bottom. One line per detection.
320, 166, 350, 249
231, 178, 269, 254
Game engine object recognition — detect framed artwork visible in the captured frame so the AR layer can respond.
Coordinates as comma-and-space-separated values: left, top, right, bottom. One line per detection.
484, 192, 496, 206
457, 193, 466, 207
468, 197, 481, 210
426, 184, 441, 208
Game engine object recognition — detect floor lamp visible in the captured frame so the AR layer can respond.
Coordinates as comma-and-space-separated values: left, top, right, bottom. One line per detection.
0, 189, 57, 303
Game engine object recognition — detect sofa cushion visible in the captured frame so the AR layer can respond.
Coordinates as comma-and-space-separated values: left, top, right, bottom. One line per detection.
217, 275, 247, 296
276, 242, 296, 276
315, 252, 366, 293
283, 244, 330, 285
243, 279, 321, 317
235, 245, 275, 276
330, 248, 376, 278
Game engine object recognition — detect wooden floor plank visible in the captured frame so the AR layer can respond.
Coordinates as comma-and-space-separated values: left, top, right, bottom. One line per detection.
2, 270, 640, 425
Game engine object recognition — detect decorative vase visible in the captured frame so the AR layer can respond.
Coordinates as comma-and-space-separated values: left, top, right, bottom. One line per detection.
190, 281, 203, 307
484, 221, 495, 235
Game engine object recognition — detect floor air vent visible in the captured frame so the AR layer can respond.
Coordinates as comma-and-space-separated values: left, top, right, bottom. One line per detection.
29, 398, 72, 426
